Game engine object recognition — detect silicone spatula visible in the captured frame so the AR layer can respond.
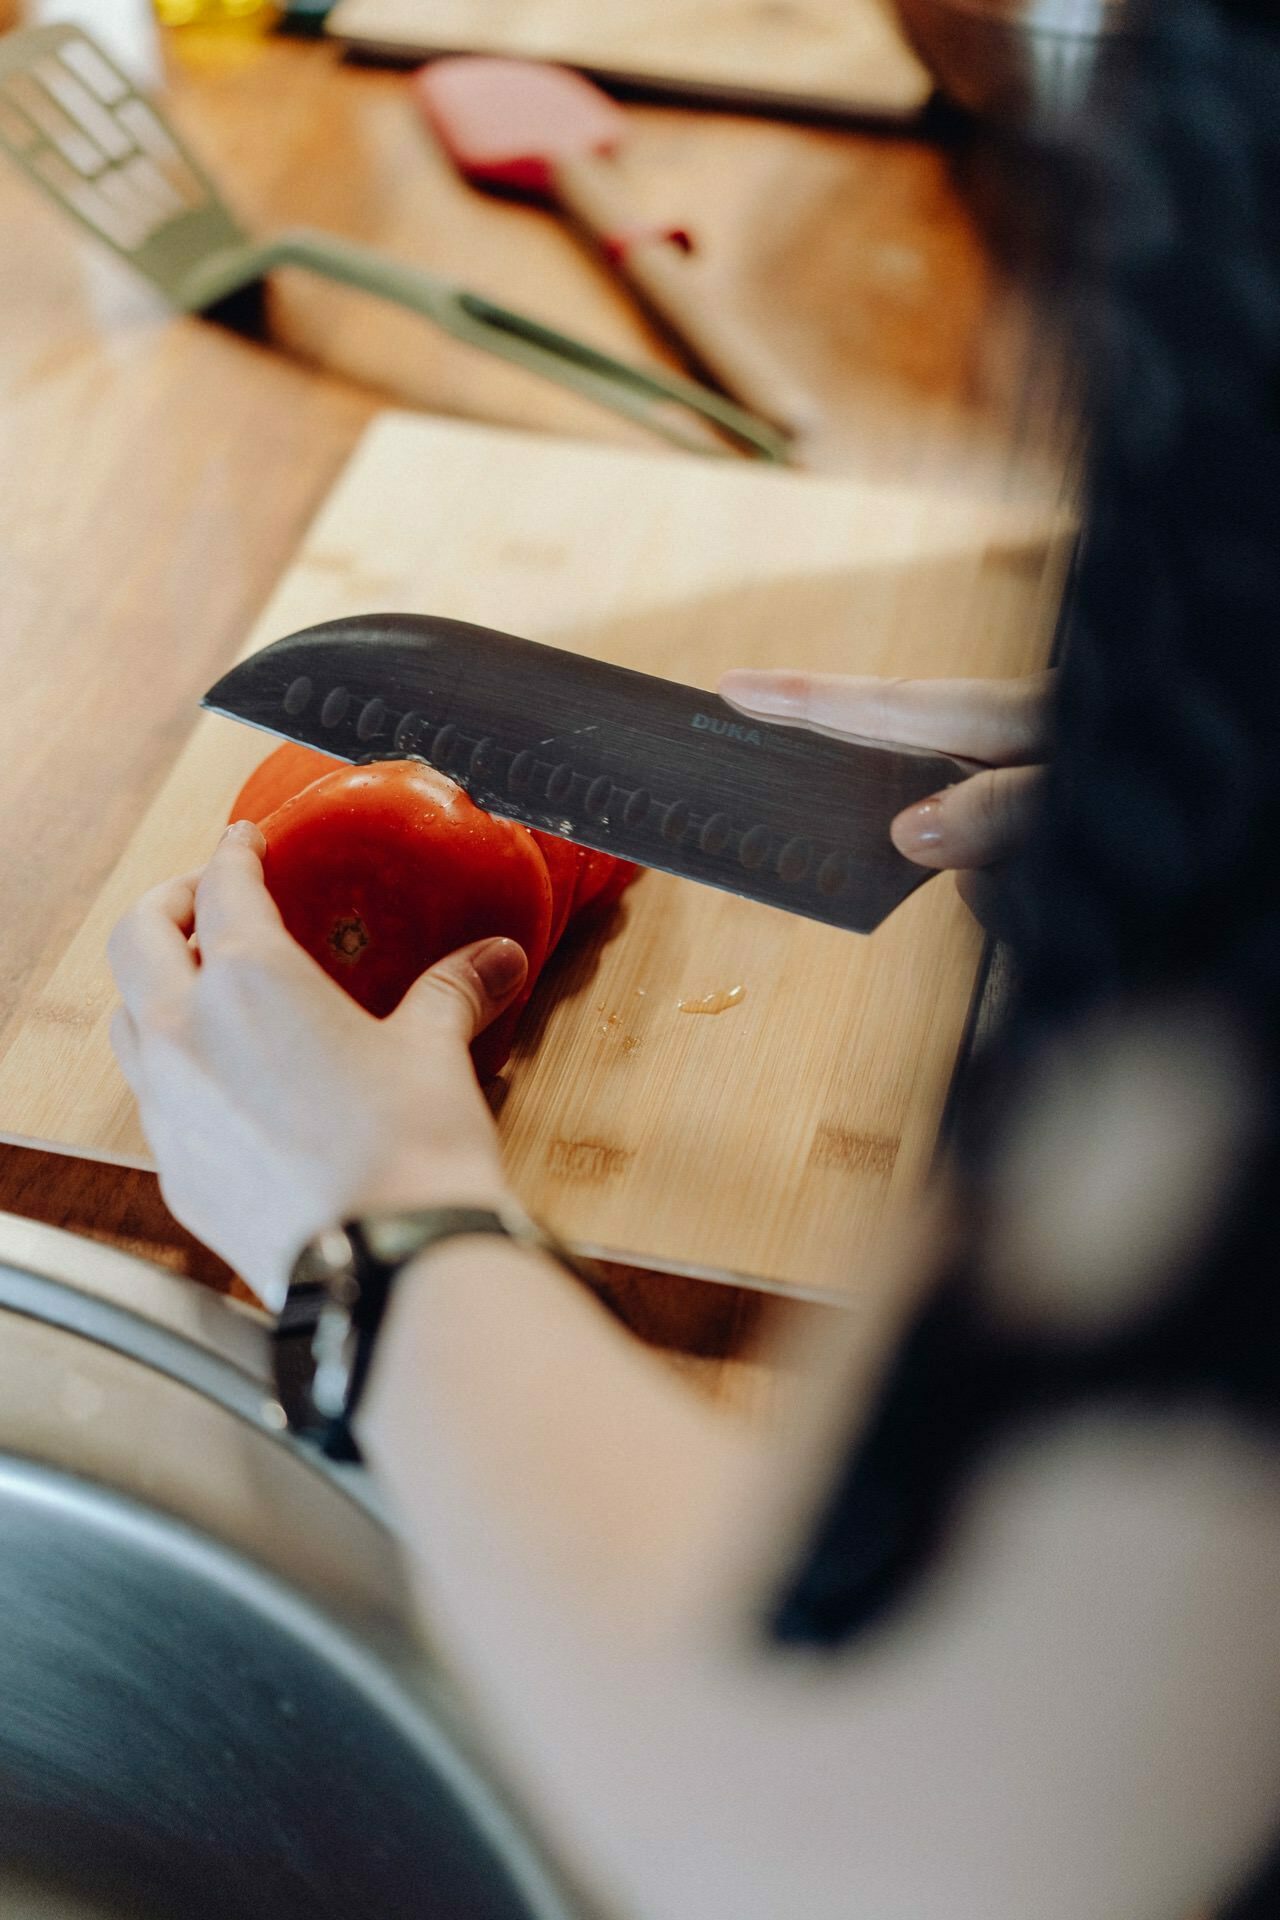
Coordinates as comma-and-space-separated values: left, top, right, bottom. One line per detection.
414, 56, 817, 441
0, 22, 787, 461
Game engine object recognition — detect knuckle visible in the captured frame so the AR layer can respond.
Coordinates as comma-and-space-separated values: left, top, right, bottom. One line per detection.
974, 769, 1011, 833
427, 963, 479, 1013
934, 773, 996, 865
139, 1000, 188, 1049
961, 767, 1035, 862
869, 677, 952, 748
194, 947, 281, 1024
145, 877, 188, 922
414, 963, 482, 1032
868, 677, 914, 730
203, 931, 281, 978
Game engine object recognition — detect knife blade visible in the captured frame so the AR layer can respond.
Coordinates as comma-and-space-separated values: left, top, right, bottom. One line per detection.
202, 614, 974, 934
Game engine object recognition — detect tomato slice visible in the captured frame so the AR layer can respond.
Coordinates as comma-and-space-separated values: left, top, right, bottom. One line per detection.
256, 760, 553, 1081
528, 829, 583, 952
572, 847, 640, 919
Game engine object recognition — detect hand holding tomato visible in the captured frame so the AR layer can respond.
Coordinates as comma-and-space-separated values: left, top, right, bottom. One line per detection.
108, 742, 639, 1296
251, 758, 554, 1082
107, 822, 523, 1305
229, 745, 637, 1078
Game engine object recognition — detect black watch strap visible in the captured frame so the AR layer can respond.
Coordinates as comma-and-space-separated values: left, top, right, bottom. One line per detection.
272, 1203, 588, 1461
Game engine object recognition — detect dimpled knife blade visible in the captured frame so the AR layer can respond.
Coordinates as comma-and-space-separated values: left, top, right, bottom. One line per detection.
202, 613, 973, 935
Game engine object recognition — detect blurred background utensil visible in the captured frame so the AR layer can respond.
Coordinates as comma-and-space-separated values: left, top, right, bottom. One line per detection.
415, 56, 818, 440
0, 22, 787, 459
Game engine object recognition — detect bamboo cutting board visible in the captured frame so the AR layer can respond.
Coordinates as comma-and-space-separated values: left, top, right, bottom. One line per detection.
0, 415, 1067, 1298
326, 0, 933, 119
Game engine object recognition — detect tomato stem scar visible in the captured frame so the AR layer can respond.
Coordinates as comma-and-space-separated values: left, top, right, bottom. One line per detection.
330, 913, 370, 961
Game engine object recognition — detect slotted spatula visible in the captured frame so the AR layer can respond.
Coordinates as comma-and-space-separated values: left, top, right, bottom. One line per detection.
414, 56, 817, 440
0, 23, 787, 461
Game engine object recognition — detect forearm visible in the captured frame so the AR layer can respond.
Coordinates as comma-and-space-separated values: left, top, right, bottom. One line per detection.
357, 1227, 764, 1904
359, 1240, 1280, 1920
352, 1173, 1280, 1920
359, 1226, 755, 1644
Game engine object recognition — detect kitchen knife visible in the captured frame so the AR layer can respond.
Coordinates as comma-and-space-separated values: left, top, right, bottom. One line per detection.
202, 614, 974, 935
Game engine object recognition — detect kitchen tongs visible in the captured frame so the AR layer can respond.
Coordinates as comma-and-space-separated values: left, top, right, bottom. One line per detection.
0, 24, 787, 462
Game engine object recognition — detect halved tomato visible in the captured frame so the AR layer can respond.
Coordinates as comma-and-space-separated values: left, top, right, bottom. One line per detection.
252, 760, 553, 1080
229, 744, 639, 1077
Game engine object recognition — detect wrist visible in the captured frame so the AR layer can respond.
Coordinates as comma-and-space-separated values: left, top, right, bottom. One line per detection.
276, 1196, 588, 1456
264, 1160, 512, 1311
345, 1153, 513, 1220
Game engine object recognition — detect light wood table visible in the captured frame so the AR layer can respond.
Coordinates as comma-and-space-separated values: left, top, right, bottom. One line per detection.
0, 23, 1055, 1400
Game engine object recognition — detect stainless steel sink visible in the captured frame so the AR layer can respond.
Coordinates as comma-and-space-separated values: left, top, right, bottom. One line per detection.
0, 1215, 585, 1920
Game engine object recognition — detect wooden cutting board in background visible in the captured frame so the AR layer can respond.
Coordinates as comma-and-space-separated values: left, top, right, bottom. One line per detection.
0, 415, 1067, 1298
325, 0, 933, 119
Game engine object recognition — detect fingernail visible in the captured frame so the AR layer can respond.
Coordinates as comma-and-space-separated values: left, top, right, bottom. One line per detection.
473, 938, 527, 999
892, 795, 946, 853
221, 819, 266, 852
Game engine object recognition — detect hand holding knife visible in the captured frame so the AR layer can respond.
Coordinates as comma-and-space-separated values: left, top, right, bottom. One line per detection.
203, 614, 975, 935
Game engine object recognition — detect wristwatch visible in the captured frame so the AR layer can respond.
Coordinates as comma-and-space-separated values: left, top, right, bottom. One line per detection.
272, 1199, 590, 1460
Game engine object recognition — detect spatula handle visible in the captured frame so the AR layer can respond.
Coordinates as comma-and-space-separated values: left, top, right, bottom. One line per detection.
553, 153, 817, 442
250, 229, 790, 463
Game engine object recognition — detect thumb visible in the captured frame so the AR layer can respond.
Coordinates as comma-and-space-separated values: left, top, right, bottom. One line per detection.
395, 937, 528, 1045
891, 764, 1043, 870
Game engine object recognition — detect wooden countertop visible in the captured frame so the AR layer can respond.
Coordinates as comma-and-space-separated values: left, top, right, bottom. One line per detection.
0, 20, 1055, 1399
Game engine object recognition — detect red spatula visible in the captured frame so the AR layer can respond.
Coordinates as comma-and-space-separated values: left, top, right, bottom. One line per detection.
413, 56, 816, 441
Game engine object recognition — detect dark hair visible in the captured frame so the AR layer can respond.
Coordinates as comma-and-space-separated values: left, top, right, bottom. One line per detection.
769, 0, 1280, 1666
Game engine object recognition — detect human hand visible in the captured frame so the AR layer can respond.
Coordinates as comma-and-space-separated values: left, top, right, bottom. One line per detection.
108, 821, 526, 1306
718, 669, 1052, 921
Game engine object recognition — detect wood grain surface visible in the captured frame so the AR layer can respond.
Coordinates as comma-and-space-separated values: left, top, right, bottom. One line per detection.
0, 412, 1068, 1294
328, 0, 932, 117
0, 25, 1064, 1386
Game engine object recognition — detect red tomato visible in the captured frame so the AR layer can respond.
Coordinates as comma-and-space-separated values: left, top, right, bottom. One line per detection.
572, 847, 640, 918
231, 742, 343, 826
229, 744, 638, 1070
234, 750, 587, 954
254, 761, 553, 1081
529, 829, 583, 952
